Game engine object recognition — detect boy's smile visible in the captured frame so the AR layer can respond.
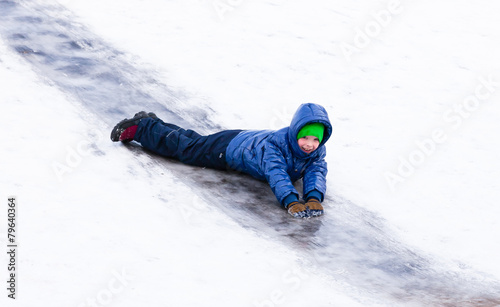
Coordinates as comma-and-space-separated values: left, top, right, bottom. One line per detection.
298, 135, 320, 154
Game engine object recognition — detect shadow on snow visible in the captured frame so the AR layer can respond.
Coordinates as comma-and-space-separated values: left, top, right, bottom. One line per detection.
1, 1, 499, 305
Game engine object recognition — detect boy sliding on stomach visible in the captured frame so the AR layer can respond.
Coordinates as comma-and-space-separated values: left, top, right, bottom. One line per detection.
111, 103, 332, 218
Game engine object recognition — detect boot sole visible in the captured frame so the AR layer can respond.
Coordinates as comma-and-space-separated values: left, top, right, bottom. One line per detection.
110, 112, 153, 142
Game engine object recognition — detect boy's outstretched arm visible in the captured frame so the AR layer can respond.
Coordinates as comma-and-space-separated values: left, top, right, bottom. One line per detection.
303, 151, 328, 201
262, 143, 300, 208
262, 142, 326, 218
301, 152, 328, 217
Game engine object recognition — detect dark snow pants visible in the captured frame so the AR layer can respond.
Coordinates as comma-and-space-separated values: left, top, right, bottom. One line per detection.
134, 117, 242, 170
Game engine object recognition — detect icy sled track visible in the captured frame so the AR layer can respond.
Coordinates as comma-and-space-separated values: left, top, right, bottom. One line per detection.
1, 1, 500, 305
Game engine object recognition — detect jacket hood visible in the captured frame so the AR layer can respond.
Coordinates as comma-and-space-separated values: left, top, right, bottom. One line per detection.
288, 103, 333, 158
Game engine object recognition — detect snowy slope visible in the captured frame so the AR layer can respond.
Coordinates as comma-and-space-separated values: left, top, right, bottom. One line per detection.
1, 0, 500, 306
61, 0, 500, 277
0, 35, 365, 307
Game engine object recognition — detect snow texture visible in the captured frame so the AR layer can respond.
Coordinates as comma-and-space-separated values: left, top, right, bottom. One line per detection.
1, 0, 500, 306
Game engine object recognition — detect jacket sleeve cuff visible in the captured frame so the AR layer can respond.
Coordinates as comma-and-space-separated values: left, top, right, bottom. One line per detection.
305, 190, 323, 202
282, 193, 299, 208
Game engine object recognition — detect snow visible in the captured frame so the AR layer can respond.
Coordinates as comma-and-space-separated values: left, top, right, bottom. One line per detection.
0, 37, 363, 306
1, 0, 500, 306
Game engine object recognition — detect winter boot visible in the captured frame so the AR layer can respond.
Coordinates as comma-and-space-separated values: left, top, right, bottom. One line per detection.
110, 111, 157, 142
136, 111, 158, 120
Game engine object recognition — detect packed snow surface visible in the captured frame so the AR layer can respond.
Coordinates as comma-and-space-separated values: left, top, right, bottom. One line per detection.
1, 0, 500, 306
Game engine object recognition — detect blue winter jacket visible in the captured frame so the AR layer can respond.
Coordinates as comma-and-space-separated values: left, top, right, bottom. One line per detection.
225, 103, 333, 207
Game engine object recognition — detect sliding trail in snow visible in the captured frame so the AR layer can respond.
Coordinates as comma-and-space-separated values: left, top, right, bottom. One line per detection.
1, 1, 499, 305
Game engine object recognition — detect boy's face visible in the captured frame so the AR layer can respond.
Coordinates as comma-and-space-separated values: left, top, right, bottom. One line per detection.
297, 135, 320, 154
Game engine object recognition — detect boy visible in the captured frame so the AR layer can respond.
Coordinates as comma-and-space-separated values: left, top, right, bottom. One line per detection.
111, 103, 332, 218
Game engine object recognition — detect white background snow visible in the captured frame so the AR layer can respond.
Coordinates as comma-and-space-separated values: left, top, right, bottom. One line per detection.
1, 0, 500, 306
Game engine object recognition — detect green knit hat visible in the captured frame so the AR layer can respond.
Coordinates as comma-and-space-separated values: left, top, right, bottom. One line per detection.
297, 123, 324, 143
